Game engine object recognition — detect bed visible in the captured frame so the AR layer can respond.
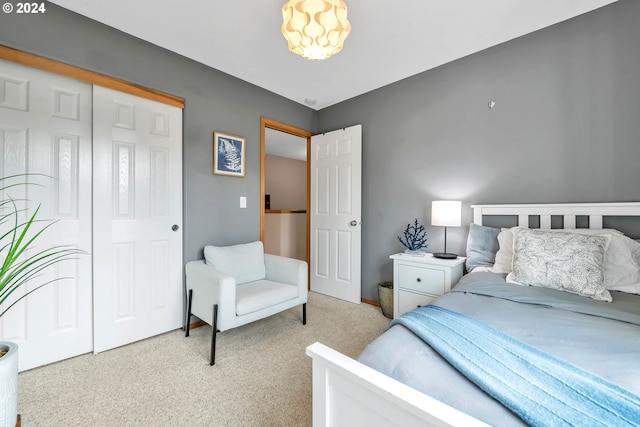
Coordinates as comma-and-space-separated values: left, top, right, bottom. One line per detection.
306, 203, 640, 426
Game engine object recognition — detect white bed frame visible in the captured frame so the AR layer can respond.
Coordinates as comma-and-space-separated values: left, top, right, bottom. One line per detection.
306, 202, 640, 427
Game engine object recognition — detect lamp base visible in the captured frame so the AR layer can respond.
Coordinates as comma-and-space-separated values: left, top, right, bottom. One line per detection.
433, 252, 458, 260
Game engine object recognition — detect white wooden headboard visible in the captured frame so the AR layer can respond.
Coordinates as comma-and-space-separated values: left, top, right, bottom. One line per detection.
471, 202, 640, 230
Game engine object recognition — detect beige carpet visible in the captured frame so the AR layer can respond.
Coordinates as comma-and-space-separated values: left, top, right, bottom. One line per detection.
18, 292, 391, 426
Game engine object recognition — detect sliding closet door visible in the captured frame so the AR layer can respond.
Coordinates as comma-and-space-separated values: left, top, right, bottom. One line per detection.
92, 86, 183, 353
0, 60, 93, 371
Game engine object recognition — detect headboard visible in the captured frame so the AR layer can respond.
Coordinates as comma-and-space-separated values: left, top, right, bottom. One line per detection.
471, 202, 640, 230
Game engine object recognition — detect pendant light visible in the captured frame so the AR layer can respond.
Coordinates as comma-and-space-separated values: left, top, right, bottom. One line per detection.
281, 0, 351, 60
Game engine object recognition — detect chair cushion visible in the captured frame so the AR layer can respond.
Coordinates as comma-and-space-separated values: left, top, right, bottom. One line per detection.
204, 241, 266, 285
236, 280, 299, 316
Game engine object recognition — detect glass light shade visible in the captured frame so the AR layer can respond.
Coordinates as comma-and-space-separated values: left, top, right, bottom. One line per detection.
431, 201, 462, 227
281, 0, 351, 60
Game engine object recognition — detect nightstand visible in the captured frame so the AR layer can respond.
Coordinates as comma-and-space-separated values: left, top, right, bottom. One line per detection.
390, 253, 465, 319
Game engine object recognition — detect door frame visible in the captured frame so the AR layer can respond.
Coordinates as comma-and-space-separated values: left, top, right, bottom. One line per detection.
0, 46, 184, 108
260, 117, 313, 280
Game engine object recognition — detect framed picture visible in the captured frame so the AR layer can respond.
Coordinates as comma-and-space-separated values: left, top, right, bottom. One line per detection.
213, 132, 246, 177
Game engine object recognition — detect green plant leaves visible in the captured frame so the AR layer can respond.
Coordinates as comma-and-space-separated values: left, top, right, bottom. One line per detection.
0, 175, 85, 318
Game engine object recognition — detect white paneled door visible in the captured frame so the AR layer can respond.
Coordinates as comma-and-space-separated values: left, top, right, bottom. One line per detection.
310, 125, 362, 304
0, 60, 93, 370
92, 86, 183, 353
0, 60, 183, 369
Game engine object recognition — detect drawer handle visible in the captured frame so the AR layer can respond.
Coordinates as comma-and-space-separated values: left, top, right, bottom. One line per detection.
416, 278, 422, 282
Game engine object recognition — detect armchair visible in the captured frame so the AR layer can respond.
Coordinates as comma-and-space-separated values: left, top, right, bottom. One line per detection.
185, 241, 308, 365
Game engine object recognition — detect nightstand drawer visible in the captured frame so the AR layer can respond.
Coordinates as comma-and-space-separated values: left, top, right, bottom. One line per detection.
397, 264, 445, 294
398, 290, 435, 315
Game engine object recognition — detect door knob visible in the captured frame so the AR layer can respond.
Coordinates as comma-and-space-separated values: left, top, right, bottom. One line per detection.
350, 220, 358, 226
172, 224, 179, 231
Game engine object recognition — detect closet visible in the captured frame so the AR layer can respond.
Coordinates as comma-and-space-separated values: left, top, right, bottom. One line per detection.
0, 58, 183, 371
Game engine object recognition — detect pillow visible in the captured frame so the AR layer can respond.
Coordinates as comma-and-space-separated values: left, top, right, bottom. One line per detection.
490, 228, 513, 274
465, 223, 500, 272
609, 236, 640, 294
204, 241, 266, 285
506, 228, 612, 302
491, 227, 640, 294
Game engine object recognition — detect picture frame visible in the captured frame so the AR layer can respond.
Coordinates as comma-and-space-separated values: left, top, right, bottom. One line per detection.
213, 132, 246, 177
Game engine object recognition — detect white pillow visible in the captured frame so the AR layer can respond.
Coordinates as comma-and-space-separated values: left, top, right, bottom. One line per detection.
609, 236, 640, 294
490, 228, 513, 274
506, 228, 612, 302
204, 241, 266, 285
491, 227, 640, 294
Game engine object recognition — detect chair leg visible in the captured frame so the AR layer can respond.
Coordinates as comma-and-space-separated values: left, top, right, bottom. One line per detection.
210, 304, 218, 366
185, 289, 193, 337
302, 303, 307, 325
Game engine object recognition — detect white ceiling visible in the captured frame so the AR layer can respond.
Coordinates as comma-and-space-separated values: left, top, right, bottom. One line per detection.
50, 0, 617, 111
49, 0, 617, 160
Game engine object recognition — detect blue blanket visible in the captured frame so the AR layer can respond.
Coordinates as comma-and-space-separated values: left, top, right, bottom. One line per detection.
392, 305, 640, 426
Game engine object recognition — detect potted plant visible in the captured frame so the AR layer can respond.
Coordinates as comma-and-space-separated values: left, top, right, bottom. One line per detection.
0, 175, 83, 427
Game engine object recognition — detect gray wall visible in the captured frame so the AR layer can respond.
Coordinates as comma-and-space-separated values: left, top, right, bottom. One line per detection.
318, 0, 640, 300
2, 1, 638, 303
0, 4, 316, 264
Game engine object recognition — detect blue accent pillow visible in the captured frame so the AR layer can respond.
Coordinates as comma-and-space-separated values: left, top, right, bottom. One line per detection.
465, 223, 500, 272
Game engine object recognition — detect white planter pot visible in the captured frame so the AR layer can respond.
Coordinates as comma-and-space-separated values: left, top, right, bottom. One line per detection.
0, 342, 17, 427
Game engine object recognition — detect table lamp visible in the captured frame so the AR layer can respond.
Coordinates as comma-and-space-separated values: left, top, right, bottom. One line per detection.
431, 200, 462, 259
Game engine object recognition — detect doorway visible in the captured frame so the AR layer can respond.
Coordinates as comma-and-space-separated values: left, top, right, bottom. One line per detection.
260, 119, 363, 303
260, 118, 312, 268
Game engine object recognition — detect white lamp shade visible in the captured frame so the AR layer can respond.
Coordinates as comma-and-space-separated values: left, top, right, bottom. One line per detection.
431, 201, 462, 227
281, 0, 351, 60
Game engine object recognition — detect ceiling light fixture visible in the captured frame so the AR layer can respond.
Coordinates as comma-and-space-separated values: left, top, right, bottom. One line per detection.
281, 0, 351, 61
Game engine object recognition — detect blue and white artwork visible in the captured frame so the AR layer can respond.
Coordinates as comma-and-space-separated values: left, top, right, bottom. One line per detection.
213, 132, 246, 177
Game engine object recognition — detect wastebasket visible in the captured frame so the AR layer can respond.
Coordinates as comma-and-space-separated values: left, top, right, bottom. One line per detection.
377, 281, 394, 319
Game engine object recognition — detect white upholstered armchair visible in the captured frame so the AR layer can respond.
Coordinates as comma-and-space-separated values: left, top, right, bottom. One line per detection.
185, 241, 308, 365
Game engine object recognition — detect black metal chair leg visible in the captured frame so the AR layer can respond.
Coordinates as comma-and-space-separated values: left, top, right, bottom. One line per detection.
210, 304, 218, 366
185, 289, 193, 337
302, 303, 306, 325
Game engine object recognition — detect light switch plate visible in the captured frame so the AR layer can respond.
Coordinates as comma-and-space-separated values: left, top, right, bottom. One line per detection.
240, 196, 247, 208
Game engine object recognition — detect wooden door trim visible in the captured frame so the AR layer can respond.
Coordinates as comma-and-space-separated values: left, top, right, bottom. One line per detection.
0, 45, 184, 108
260, 117, 313, 283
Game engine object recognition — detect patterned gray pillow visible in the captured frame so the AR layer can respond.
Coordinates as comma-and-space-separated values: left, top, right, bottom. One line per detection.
506, 228, 612, 302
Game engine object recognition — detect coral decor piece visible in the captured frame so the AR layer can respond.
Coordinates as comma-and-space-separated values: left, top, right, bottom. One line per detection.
398, 218, 428, 252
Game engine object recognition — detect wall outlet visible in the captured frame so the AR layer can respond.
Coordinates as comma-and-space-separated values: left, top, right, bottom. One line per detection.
240, 196, 247, 208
